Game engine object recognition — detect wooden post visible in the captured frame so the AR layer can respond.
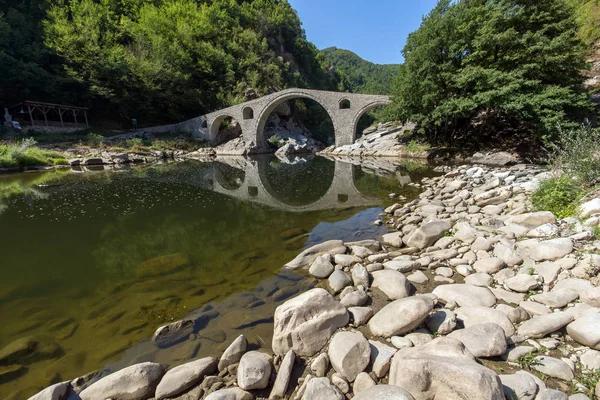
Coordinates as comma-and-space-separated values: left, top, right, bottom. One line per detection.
84, 110, 89, 127
59, 109, 64, 127
42, 106, 48, 127
73, 110, 78, 127
28, 104, 35, 127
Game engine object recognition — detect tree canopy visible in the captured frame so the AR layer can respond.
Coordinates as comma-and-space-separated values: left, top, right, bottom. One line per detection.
389, 0, 591, 147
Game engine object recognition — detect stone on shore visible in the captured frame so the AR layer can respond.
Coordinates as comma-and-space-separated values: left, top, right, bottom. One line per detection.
218, 334, 247, 372
473, 258, 505, 274
455, 306, 515, 336
371, 270, 412, 300
529, 239, 573, 262
566, 313, 600, 349
517, 312, 574, 339
309, 255, 335, 278
531, 289, 578, 309
153, 319, 194, 348
389, 338, 504, 400
499, 373, 539, 400
353, 385, 415, 400
368, 340, 398, 378
205, 388, 252, 400
368, 296, 434, 337
79, 362, 165, 400
272, 288, 349, 356
448, 323, 507, 357
505, 212, 556, 229
432, 284, 496, 307
328, 331, 371, 382
406, 221, 451, 249
156, 357, 217, 399
348, 307, 373, 326
353, 372, 376, 395
237, 351, 272, 390
531, 356, 574, 381
426, 309, 457, 335
285, 240, 346, 269
269, 349, 295, 399
28, 382, 70, 400
580, 198, 600, 218
328, 270, 352, 293
504, 274, 541, 293
302, 377, 343, 400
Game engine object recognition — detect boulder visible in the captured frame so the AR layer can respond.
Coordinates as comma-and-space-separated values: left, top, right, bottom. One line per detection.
272, 288, 349, 356
530, 239, 573, 262
581, 287, 600, 307
504, 274, 541, 293
505, 212, 556, 229
448, 323, 507, 357
531, 356, 574, 381
368, 296, 434, 337
389, 337, 504, 400
340, 290, 369, 308
426, 309, 457, 335
382, 232, 404, 248
353, 372, 376, 395
285, 240, 346, 269
310, 353, 329, 377
352, 264, 369, 288
205, 388, 252, 400
455, 306, 515, 336
566, 313, 600, 349
580, 198, 600, 218
348, 307, 373, 326
237, 351, 272, 390
156, 357, 217, 399
353, 385, 415, 400
28, 382, 71, 400
406, 221, 451, 249
531, 289, 578, 309
79, 362, 165, 400
371, 270, 412, 300
473, 258, 505, 274
309, 255, 335, 278
493, 244, 523, 266
328, 270, 352, 293
219, 334, 247, 372
368, 340, 398, 378
536, 389, 568, 400
517, 312, 574, 339
328, 331, 370, 382
153, 320, 194, 348
465, 273, 493, 287
499, 373, 538, 400
432, 284, 496, 307
302, 377, 343, 400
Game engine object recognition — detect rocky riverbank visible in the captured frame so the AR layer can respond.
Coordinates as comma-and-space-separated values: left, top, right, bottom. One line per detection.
22, 162, 600, 400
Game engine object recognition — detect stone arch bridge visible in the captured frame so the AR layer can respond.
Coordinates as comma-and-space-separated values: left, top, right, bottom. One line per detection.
146, 89, 390, 153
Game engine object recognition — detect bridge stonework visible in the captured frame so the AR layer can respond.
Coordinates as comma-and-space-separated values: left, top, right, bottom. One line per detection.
147, 89, 390, 153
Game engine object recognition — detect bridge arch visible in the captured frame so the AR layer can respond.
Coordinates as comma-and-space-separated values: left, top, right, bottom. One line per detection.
351, 100, 391, 141
211, 113, 242, 146
255, 91, 338, 149
243, 107, 254, 120
339, 99, 351, 110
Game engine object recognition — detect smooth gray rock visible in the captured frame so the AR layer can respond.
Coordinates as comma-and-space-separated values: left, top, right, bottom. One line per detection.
80, 362, 165, 400
205, 388, 252, 400
352, 385, 415, 400
269, 349, 295, 399
519, 301, 551, 316
389, 338, 504, 400
530, 238, 573, 262
237, 351, 272, 390
272, 288, 348, 357
371, 270, 412, 300
554, 278, 595, 294
310, 353, 329, 377
328, 270, 352, 293
334, 254, 362, 267
532, 289, 578, 308
406, 221, 451, 249
218, 334, 247, 372
580, 349, 600, 370
426, 309, 457, 335
473, 258, 505, 274
285, 240, 346, 269
28, 382, 70, 400
368, 296, 434, 337
500, 372, 538, 400
534, 262, 562, 285
383, 260, 420, 273
348, 307, 373, 326
566, 312, 600, 350
581, 287, 600, 307
502, 346, 536, 362
448, 323, 507, 357
156, 357, 217, 399
504, 274, 541, 293
465, 273, 493, 287
153, 319, 194, 348
353, 372, 376, 395
351, 264, 370, 288
302, 377, 343, 400
309, 254, 335, 278
505, 212, 556, 229
455, 306, 515, 336
368, 340, 397, 378
517, 312, 574, 338
328, 331, 370, 382
493, 244, 523, 266
432, 284, 496, 307
531, 356, 574, 381
340, 290, 369, 307
537, 389, 569, 400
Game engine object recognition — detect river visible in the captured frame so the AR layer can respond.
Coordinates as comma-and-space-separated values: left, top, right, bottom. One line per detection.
0, 155, 437, 399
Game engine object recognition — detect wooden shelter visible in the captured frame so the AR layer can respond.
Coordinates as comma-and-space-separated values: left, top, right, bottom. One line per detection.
12, 101, 89, 128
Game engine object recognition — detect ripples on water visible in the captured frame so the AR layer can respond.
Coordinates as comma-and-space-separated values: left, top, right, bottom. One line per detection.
0, 155, 437, 399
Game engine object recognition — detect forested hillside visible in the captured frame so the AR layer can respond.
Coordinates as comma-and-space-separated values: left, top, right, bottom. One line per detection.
0, 0, 336, 125
321, 47, 400, 95
565, 0, 600, 46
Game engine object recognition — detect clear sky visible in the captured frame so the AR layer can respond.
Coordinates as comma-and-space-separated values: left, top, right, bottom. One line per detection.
288, 0, 439, 65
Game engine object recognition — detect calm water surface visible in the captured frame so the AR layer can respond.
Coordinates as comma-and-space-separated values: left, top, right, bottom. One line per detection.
0, 155, 437, 399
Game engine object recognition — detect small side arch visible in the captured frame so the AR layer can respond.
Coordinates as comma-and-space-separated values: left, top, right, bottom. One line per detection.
351, 100, 391, 143
210, 114, 242, 146
339, 99, 351, 109
243, 107, 254, 120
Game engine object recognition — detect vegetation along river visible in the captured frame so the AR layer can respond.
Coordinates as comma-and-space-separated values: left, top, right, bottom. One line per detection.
0, 155, 438, 399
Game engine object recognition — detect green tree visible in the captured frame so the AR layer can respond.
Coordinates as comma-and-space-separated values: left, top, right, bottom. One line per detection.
390, 0, 590, 147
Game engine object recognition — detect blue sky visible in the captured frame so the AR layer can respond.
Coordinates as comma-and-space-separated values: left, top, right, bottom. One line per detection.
288, 0, 439, 65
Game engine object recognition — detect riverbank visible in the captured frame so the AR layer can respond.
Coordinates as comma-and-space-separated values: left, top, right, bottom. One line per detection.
21, 161, 600, 400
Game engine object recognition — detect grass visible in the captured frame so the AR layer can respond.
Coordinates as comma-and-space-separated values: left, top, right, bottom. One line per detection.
517, 349, 540, 369
575, 368, 600, 397
404, 139, 430, 154
592, 226, 600, 241
0, 139, 69, 168
531, 175, 583, 219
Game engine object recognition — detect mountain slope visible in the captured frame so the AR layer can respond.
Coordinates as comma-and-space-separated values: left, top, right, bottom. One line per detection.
321, 47, 400, 94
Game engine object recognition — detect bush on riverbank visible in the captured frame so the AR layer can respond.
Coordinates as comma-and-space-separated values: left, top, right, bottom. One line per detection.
0, 139, 69, 168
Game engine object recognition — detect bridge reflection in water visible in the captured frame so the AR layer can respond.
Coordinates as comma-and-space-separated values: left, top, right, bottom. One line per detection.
211, 156, 416, 212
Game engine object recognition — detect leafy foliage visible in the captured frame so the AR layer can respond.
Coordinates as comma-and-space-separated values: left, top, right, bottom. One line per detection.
564, 0, 600, 46
548, 124, 600, 186
531, 176, 582, 219
321, 47, 400, 94
0, 138, 68, 168
389, 0, 591, 148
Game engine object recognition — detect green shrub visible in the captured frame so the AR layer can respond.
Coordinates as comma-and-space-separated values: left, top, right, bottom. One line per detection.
0, 139, 69, 168
531, 176, 583, 219
550, 124, 600, 187
86, 133, 104, 147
